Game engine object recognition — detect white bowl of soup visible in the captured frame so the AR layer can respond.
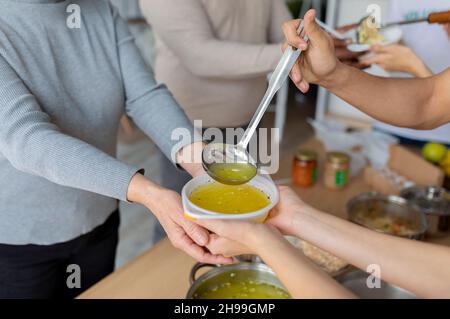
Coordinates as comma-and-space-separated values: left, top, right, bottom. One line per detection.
182, 174, 279, 222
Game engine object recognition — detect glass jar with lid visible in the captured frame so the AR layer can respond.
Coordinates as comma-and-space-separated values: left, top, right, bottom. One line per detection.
292, 149, 318, 188
324, 152, 351, 190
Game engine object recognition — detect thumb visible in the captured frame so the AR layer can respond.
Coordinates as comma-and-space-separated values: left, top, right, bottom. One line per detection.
303, 9, 321, 40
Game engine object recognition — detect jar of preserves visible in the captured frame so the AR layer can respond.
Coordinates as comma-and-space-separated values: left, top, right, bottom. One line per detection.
324, 152, 351, 190
293, 150, 318, 188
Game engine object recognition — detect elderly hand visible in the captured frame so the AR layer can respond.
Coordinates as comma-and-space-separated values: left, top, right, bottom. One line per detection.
148, 188, 233, 264
361, 44, 432, 78
126, 141, 233, 265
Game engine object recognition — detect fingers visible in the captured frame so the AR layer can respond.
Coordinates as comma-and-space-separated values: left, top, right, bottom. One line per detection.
298, 80, 310, 93
282, 19, 308, 50
172, 227, 233, 264
290, 62, 302, 83
303, 9, 322, 40
360, 53, 388, 67
195, 218, 247, 241
369, 45, 387, 53
290, 62, 310, 94
206, 234, 248, 258
178, 215, 209, 246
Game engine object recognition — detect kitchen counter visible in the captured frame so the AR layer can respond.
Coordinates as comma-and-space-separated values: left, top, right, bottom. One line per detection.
79, 138, 450, 299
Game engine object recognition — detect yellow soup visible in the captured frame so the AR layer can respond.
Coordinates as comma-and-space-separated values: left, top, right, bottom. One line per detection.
194, 280, 290, 299
189, 182, 271, 214
207, 163, 257, 185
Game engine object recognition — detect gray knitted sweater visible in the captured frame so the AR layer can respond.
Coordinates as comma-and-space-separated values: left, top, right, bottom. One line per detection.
0, 0, 199, 244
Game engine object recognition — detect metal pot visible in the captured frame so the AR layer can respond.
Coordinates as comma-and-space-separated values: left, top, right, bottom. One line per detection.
336, 269, 416, 299
347, 192, 428, 240
400, 186, 450, 237
186, 262, 289, 299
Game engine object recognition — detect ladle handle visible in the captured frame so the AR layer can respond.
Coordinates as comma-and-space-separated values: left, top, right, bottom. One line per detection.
238, 21, 308, 149
428, 11, 450, 24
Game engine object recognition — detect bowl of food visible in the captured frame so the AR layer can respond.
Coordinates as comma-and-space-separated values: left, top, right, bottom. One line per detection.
186, 262, 290, 299
346, 17, 402, 52
182, 174, 279, 222
401, 186, 450, 237
347, 192, 428, 240
336, 269, 416, 299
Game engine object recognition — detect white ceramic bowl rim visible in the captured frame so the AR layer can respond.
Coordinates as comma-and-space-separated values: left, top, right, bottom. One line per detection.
182, 175, 279, 219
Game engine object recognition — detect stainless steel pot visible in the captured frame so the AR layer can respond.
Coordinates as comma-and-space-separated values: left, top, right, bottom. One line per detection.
336, 269, 416, 299
186, 262, 289, 299
400, 186, 450, 237
347, 192, 428, 240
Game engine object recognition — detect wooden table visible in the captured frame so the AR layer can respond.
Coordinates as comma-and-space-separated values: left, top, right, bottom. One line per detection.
79, 138, 450, 299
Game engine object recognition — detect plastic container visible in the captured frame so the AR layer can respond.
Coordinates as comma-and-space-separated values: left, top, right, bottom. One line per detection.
182, 174, 279, 222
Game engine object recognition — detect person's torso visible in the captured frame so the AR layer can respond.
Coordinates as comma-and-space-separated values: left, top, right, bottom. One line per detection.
0, 0, 125, 148
0, 0, 125, 244
154, 0, 276, 127
200, 0, 272, 44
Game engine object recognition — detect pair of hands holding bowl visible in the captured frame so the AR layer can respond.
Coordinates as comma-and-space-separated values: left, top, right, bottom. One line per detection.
194, 186, 308, 261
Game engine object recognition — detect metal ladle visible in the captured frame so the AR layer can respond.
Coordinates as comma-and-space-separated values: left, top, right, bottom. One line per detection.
202, 22, 309, 185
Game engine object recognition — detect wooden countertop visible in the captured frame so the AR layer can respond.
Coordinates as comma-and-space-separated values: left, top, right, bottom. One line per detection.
79, 138, 450, 299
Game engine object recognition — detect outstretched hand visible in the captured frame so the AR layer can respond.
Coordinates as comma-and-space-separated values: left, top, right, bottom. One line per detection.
266, 186, 312, 236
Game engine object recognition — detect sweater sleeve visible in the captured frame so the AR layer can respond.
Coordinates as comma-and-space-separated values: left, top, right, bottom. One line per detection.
0, 55, 141, 202
112, 7, 203, 163
269, 0, 293, 43
139, 0, 281, 79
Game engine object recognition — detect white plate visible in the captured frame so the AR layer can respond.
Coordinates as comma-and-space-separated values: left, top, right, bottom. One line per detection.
346, 26, 403, 52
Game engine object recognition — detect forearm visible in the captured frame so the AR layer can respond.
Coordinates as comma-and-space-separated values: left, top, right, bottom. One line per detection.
288, 207, 450, 298
1, 115, 140, 202
322, 62, 439, 129
141, 0, 281, 79
116, 13, 204, 164
175, 41, 282, 79
252, 231, 355, 299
